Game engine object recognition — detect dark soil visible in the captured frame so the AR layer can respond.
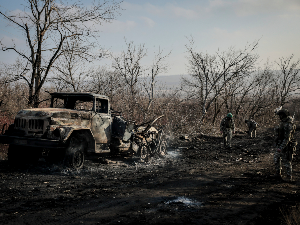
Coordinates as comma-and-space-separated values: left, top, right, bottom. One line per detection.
0, 126, 300, 225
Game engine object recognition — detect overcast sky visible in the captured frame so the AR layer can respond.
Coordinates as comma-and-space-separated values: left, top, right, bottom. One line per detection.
0, 0, 300, 76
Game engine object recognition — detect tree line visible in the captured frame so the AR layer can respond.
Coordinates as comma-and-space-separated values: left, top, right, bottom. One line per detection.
0, 0, 300, 136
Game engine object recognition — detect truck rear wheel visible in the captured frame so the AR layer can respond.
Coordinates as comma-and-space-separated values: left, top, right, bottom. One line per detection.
64, 135, 86, 169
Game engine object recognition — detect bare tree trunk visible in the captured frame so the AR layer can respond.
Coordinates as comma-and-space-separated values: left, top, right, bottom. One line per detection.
0, 0, 122, 108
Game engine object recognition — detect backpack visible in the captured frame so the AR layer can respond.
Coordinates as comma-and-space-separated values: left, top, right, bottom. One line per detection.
224, 117, 233, 128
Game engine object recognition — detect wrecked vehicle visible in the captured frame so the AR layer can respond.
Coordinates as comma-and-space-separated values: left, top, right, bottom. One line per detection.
0, 92, 167, 169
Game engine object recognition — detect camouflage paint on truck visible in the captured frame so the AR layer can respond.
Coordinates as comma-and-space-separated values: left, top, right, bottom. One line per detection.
0, 92, 167, 169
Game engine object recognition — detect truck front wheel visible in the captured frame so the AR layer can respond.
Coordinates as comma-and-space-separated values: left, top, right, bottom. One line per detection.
64, 135, 86, 169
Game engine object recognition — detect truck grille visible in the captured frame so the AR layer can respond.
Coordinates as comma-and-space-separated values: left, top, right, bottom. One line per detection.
15, 118, 26, 128
29, 119, 44, 130
15, 118, 44, 130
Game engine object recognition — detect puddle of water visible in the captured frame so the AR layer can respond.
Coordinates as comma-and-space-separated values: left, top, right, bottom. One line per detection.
166, 149, 181, 159
165, 196, 202, 208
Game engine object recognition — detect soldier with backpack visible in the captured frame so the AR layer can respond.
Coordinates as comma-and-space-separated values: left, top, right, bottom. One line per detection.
220, 113, 235, 149
274, 109, 297, 182
245, 119, 258, 138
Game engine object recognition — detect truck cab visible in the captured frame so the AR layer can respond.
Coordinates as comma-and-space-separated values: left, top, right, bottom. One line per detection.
0, 93, 113, 168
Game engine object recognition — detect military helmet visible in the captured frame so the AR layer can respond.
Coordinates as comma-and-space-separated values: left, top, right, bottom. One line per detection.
227, 113, 233, 118
276, 109, 289, 117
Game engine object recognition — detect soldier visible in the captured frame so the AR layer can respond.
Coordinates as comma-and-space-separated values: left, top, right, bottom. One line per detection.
245, 119, 258, 138
274, 109, 297, 182
220, 113, 235, 149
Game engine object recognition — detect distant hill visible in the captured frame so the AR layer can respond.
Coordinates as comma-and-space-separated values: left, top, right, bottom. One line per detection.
155, 74, 188, 89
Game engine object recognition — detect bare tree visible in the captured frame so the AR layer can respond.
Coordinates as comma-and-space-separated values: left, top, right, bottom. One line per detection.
141, 47, 171, 117
274, 54, 300, 106
0, 0, 122, 107
88, 67, 123, 106
235, 65, 277, 123
111, 51, 181, 131
112, 40, 146, 95
50, 38, 96, 92
112, 40, 170, 121
182, 39, 259, 129
111, 40, 146, 119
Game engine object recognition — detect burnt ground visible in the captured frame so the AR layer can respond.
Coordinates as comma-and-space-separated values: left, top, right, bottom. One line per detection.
0, 126, 300, 225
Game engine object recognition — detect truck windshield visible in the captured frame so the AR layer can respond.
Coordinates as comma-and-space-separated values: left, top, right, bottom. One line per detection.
51, 96, 94, 111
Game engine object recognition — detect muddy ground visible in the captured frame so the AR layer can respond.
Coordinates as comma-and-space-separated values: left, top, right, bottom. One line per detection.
0, 126, 300, 225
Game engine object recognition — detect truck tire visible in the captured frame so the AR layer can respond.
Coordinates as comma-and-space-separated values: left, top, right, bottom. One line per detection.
139, 144, 149, 162
159, 140, 168, 156
64, 135, 86, 169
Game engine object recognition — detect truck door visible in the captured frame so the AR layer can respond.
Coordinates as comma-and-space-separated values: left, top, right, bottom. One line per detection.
91, 98, 112, 145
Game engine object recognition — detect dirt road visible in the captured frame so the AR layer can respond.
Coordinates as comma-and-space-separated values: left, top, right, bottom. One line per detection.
0, 127, 299, 225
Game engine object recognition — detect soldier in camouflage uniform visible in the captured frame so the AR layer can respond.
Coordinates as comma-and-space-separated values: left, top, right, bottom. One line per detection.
274, 109, 297, 182
245, 119, 258, 138
220, 113, 235, 149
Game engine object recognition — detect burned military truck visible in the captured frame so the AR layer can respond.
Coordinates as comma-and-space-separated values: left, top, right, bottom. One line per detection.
0, 92, 167, 169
